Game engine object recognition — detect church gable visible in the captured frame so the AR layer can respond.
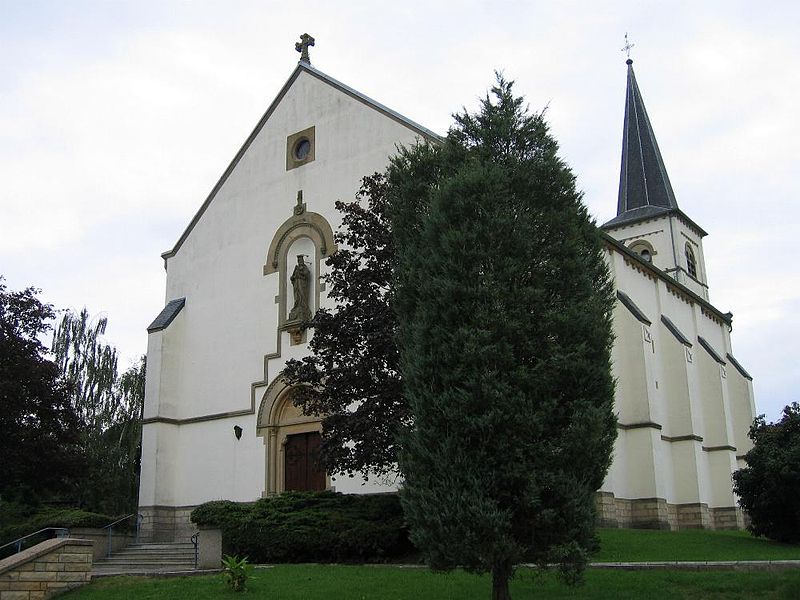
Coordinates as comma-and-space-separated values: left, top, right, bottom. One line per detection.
148, 62, 436, 425
161, 63, 438, 265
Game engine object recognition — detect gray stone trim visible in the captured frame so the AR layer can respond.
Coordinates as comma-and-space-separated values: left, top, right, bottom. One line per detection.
161, 62, 439, 262
286, 126, 315, 171
602, 207, 707, 238
302, 63, 441, 142
263, 210, 335, 275
147, 298, 186, 333
702, 444, 737, 452
142, 405, 255, 426
618, 421, 662, 431
660, 315, 692, 346
661, 434, 703, 442
138, 504, 202, 511
726, 353, 753, 380
616, 290, 652, 325
697, 336, 726, 365
602, 233, 732, 326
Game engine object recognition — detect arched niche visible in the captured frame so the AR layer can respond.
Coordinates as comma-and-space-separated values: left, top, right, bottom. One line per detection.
263, 194, 336, 345
256, 376, 326, 495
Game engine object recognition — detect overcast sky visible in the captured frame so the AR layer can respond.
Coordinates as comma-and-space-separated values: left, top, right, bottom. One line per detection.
1, 1, 797, 421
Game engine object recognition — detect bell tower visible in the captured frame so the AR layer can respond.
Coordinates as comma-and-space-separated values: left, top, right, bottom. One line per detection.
602, 57, 710, 301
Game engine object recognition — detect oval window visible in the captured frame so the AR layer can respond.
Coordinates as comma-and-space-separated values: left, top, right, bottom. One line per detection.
294, 138, 311, 161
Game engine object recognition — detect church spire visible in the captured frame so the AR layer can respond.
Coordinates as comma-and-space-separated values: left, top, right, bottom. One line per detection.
604, 58, 679, 228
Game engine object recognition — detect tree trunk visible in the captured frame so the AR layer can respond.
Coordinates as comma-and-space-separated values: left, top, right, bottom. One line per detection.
491, 560, 512, 600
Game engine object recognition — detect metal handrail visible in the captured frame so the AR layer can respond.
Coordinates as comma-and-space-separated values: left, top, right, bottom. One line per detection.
190, 532, 199, 569
101, 514, 136, 530
102, 513, 143, 558
0, 527, 70, 555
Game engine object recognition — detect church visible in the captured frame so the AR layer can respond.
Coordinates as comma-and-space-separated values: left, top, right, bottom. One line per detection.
137, 36, 757, 542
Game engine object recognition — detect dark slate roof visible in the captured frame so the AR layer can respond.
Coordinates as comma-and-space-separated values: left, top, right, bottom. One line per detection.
616, 290, 651, 325
602, 205, 672, 229
604, 59, 678, 230
697, 336, 726, 365
660, 315, 692, 346
726, 353, 753, 380
147, 298, 186, 333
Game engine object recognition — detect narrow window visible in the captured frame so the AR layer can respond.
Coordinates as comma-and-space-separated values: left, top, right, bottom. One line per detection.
686, 244, 697, 278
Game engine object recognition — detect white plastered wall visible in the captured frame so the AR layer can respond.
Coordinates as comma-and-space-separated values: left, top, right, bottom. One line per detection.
141, 69, 428, 507
599, 245, 755, 510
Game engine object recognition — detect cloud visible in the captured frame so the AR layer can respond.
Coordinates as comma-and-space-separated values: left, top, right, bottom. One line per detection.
1, 1, 797, 421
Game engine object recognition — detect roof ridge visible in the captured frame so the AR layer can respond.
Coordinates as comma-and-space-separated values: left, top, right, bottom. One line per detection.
161, 62, 441, 262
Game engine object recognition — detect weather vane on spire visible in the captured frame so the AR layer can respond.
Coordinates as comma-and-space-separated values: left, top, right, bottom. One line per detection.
296, 33, 315, 64
621, 33, 635, 62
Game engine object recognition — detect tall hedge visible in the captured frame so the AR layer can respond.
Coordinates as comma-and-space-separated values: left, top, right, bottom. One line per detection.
191, 491, 414, 563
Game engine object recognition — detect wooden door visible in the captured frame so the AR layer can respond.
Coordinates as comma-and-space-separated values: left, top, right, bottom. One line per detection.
284, 432, 326, 491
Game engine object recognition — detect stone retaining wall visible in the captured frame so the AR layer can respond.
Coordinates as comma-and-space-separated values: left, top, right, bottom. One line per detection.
69, 529, 134, 561
0, 538, 93, 599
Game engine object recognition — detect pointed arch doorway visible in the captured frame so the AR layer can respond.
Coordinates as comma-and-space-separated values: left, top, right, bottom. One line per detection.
257, 377, 329, 495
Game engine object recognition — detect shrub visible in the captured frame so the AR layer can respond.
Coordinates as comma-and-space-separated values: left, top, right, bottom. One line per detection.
191, 491, 414, 563
0, 500, 119, 557
733, 403, 800, 544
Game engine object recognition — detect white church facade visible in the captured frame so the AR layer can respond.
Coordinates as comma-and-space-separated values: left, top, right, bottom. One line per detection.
137, 41, 756, 542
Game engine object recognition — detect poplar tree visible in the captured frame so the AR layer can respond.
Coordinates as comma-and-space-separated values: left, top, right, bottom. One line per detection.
53, 310, 145, 513
391, 77, 617, 600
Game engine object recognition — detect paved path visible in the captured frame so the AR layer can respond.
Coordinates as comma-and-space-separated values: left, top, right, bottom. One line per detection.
92, 561, 800, 578
574, 560, 800, 571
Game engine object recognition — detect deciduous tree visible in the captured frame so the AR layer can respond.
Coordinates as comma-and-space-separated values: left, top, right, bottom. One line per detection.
282, 174, 406, 478
0, 278, 83, 501
53, 310, 145, 514
733, 403, 800, 544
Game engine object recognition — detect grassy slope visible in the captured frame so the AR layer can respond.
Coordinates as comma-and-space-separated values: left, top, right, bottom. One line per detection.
60, 529, 800, 599
64, 566, 800, 600
595, 528, 800, 562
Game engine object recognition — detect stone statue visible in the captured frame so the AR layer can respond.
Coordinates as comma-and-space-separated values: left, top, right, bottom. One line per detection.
288, 255, 312, 322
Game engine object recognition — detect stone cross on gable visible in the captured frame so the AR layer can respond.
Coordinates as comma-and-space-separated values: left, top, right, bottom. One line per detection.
296, 33, 315, 64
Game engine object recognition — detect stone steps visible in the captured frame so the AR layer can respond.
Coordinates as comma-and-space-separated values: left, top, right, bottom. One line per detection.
92, 541, 198, 577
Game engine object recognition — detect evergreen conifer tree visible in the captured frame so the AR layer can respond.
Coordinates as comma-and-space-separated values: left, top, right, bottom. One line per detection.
391, 76, 617, 600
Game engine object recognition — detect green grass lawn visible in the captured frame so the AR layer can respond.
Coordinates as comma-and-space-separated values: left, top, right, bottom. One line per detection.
58, 528, 800, 599
63, 566, 800, 600
594, 528, 800, 562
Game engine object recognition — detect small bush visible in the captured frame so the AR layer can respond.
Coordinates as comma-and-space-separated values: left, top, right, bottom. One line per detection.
191, 491, 414, 563
221, 555, 249, 591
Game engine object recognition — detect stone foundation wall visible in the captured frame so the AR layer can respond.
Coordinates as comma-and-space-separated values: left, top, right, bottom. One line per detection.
0, 538, 93, 599
710, 506, 745, 530
138, 506, 197, 543
143, 493, 746, 542
595, 492, 745, 531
